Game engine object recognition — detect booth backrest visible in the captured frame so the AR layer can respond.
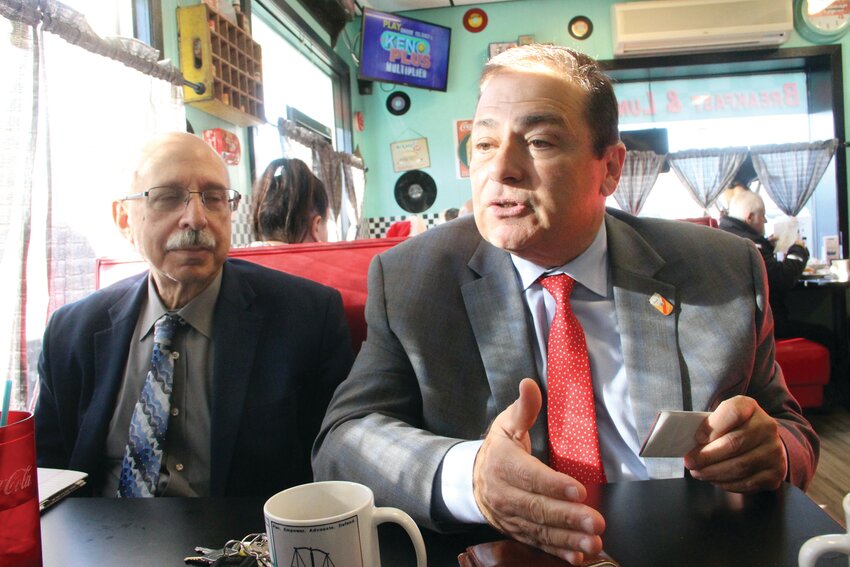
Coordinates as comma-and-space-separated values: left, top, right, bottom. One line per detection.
96, 238, 407, 352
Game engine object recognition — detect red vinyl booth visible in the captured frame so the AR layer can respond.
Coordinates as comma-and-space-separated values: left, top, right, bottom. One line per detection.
96, 238, 407, 353
775, 338, 830, 409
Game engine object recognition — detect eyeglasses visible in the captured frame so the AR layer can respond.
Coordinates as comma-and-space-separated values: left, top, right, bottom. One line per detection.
122, 186, 241, 213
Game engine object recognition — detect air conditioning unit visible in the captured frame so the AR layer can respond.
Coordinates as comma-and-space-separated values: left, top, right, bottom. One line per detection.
612, 0, 792, 57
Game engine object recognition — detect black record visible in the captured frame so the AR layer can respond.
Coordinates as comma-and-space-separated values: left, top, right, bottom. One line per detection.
386, 91, 411, 115
394, 170, 437, 213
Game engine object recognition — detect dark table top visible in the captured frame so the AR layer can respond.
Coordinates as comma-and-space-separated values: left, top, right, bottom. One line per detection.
40, 478, 846, 567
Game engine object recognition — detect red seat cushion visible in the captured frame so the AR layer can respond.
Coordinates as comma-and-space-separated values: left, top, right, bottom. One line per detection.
775, 338, 830, 408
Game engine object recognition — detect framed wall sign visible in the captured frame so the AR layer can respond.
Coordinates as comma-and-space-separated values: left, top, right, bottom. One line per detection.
390, 137, 431, 172
488, 42, 517, 60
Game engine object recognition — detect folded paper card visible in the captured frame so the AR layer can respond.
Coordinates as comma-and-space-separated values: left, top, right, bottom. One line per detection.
639, 410, 711, 458
37, 468, 87, 511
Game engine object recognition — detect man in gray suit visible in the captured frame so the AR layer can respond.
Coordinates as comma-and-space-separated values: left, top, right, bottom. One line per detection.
313, 45, 817, 563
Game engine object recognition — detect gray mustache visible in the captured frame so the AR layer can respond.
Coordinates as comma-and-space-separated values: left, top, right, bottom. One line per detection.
166, 230, 216, 250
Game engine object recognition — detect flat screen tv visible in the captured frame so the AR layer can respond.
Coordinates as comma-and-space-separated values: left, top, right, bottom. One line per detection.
359, 8, 451, 92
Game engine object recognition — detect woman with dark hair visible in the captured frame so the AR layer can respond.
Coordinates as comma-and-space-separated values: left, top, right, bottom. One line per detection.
251, 157, 330, 244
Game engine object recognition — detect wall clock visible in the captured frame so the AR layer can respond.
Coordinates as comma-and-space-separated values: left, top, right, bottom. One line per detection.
794, 0, 850, 44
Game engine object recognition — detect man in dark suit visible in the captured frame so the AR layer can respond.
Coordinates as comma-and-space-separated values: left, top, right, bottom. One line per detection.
35, 132, 353, 498
313, 45, 817, 564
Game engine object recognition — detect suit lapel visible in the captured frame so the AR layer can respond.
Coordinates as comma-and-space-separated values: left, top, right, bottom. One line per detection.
79, 275, 148, 467
606, 214, 685, 478
209, 262, 261, 495
462, 240, 547, 455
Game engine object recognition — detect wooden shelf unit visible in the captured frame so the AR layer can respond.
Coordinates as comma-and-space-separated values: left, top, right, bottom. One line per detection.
177, 3, 265, 127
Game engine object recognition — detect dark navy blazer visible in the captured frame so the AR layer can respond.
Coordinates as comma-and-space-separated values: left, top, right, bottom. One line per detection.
35, 258, 354, 497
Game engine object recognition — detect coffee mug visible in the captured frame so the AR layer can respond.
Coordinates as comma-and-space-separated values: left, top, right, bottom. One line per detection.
798, 492, 850, 567
264, 481, 426, 567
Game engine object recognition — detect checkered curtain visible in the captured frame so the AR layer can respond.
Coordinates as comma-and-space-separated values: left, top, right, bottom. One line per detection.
0, 12, 38, 411
613, 151, 666, 215
750, 140, 839, 217
668, 147, 748, 214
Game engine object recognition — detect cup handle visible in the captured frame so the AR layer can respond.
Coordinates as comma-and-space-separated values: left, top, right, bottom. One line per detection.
374, 506, 427, 567
798, 534, 850, 567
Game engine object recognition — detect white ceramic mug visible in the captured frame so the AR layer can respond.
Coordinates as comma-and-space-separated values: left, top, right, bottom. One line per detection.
798, 493, 850, 567
264, 481, 427, 567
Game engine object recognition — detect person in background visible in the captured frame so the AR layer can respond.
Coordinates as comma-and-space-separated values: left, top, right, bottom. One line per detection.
441, 207, 460, 223
251, 157, 330, 245
719, 190, 829, 345
35, 132, 354, 498
313, 45, 817, 564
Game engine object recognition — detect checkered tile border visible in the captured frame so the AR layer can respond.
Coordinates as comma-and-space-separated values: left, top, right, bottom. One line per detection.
231, 201, 443, 244
367, 213, 441, 238
231, 192, 254, 247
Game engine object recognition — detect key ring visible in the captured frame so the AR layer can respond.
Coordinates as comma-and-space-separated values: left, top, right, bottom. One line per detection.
223, 533, 271, 567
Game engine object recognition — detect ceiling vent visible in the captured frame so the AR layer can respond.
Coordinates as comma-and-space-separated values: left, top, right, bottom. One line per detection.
612, 0, 792, 57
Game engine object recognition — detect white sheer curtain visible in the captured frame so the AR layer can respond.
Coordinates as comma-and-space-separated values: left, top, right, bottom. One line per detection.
0, 15, 38, 410
668, 148, 749, 214
613, 150, 666, 215
750, 139, 839, 217
0, 0, 185, 409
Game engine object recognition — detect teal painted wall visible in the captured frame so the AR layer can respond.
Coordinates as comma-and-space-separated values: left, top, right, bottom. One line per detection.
335, 0, 850, 220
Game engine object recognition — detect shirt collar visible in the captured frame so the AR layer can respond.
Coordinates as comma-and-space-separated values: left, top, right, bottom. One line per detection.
139, 269, 223, 341
510, 221, 609, 298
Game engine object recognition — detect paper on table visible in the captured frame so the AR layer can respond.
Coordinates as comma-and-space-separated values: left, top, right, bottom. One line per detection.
639, 410, 711, 458
37, 467, 87, 511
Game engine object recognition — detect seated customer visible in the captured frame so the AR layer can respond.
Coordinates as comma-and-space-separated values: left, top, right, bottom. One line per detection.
251, 157, 329, 244
35, 132, 354, 498
313, 44, 817, 565
718, 190, 825, 342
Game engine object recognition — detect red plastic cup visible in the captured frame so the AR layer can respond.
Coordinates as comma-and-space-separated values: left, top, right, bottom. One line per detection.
0, 411, 42, 567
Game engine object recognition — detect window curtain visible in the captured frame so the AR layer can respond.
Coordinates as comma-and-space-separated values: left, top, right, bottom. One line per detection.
668, 148, 748, 214
0, 10, 38, 411
613, 150, 666, 215
750, 139, 839, 217
277, 117, 366, 240
0, 0, 185, 410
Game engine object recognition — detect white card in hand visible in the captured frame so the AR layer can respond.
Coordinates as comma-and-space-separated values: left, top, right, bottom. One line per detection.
639, 410, 711, 458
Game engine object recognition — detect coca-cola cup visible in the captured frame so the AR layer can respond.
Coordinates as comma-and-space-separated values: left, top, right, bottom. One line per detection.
0, 411, 42, 567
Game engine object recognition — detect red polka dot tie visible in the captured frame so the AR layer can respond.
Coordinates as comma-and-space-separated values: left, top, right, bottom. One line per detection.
540, 274, 607, 485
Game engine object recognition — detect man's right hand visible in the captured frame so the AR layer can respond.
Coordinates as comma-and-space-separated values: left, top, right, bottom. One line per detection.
472, 378, 606, 564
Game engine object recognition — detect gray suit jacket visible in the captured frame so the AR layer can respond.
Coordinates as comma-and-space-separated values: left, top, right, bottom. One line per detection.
313, 210, 818, 528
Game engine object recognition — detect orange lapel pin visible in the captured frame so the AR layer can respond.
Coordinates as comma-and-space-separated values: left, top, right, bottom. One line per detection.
649, 292, 674, 316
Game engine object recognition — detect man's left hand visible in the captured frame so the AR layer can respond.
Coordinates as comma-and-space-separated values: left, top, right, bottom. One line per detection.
683, 395, 788, 492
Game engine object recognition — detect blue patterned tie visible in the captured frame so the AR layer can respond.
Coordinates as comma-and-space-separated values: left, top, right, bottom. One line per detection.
118, 313, 184, 497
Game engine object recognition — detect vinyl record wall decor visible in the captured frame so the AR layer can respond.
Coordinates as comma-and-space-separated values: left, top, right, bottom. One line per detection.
386, 91, 411, 115
463, 8, 488, 33
394, 170, 437, 213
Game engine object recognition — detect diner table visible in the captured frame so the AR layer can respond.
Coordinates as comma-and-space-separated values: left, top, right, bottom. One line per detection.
40, 478, 846, 566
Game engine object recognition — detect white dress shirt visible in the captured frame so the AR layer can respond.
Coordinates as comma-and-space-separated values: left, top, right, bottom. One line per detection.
440, 222, 649, 523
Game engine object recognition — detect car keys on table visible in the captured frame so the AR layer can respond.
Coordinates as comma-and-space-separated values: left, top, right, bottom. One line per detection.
185, 533, 270, 566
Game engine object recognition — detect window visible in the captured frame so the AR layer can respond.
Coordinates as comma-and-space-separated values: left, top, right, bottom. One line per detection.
602, 47, 846, 260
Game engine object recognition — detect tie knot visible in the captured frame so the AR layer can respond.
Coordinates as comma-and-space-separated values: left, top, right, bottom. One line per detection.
153, 313, 184, 345
540, 273, 575, 303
